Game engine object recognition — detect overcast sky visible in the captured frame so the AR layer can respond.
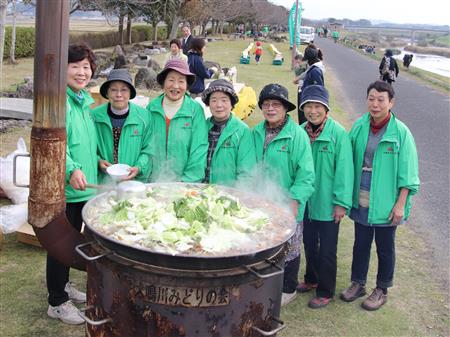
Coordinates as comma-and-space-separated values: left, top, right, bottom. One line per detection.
271, 0, 450, 26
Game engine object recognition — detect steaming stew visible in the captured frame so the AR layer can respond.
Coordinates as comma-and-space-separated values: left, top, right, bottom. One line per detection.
83, 184, 294, 256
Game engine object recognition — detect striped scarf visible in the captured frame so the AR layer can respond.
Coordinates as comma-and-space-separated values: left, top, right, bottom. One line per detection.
305, 115, 328, 143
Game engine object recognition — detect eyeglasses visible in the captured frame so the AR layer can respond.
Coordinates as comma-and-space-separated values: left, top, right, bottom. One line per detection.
262, 101, 283, 109
108, 88, 130, 95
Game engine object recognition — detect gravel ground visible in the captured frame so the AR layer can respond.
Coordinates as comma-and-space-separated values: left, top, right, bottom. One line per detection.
0, 119, 32, 133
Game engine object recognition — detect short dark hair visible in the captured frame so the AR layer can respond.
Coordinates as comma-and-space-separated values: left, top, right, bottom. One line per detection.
169, 38, 181, 49
366, 80, 395, 100
68, 43, 96, 74
190, 38, 206, 56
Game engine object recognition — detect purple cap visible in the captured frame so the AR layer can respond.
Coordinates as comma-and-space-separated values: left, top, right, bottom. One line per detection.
157, 59, 196, 87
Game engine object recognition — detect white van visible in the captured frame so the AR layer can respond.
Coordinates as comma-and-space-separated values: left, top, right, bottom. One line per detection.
299, 26, 315, 44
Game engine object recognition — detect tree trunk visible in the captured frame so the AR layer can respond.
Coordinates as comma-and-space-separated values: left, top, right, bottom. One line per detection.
0, 0, 7, 72
118, 13, 124, 46
9, 0, 17, 64
165, 19, 172, 39
169, 15, 180, 40
219, 22, 224, 35
126, 13, 132, 45
153, 22, 158, 42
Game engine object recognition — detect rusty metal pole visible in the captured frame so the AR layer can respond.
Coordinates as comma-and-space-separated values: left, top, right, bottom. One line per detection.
30, 0, 86, 270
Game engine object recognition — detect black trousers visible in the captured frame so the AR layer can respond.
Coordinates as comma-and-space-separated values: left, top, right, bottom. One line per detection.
46, 201, 85, 306
303, 218, 340, 298
351, 222, 397, 289
283, 256, 300, 293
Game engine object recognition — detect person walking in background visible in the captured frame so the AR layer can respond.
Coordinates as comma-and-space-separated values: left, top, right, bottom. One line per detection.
187, 38, 213, 97
332, 29, 340, 43
298, 44, 325, 124
253, 84, 315, 307
297, 85, 354, 309
379, 49, 399, 85
146, 59, 208, 183
254, 41, 263, 65
181, 23, 193, 55
402, 54, 413, 69
165, 38, 188, 65
92, 69, 152, 183
341, 81, 419, 311
47, 43, 97, 325
201, 79, 256, 186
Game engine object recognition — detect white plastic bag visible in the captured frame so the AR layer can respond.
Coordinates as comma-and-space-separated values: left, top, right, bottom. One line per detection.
0, 138, 30, 204
0, 203, 28, 233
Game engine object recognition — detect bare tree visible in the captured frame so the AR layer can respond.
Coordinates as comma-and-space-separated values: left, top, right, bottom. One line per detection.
9, 0, 17, 64
0, 0, 7, 72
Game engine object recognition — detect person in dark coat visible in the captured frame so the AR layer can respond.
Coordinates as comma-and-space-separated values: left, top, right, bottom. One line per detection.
379, 49, 399, 85
181, 24, 193, 55
187, 38, 212, 97
298, 45, 325, 125
402, 54, 413, 69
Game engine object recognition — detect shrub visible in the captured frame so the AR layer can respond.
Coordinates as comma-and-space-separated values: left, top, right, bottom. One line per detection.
2, 24, 163, 60
3, 26, 35, 58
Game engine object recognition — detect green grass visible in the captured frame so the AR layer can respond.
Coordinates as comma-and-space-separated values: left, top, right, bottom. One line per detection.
1, 36, 449, 337
434, 34, 450, 47
1, 219, 448, 337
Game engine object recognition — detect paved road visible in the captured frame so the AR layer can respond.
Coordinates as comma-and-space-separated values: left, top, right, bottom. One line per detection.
315, 38, 450, 282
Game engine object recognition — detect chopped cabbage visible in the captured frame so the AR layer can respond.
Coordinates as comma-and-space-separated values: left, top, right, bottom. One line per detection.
91, 185, 270, 255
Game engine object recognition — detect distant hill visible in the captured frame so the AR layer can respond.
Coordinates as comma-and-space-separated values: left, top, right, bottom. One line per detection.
303, 16, 449, 31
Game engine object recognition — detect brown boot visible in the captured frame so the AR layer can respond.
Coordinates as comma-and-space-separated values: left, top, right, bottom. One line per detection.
361, 288, 387, 311
340, 281, 366, 302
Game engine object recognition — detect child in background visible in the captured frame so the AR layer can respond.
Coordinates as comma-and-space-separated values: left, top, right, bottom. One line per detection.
293, 53, 308, 82
254, 41, 263, 64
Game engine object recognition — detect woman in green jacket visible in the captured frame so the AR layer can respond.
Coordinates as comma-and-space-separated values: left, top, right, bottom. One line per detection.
146, 59, 208, 182
253, 84, 315, 307
92, 69, 152, 182
340, 81, 419, 311
296, 85, 354, 309
47, 44, 97, 325
201, 79, 256, 186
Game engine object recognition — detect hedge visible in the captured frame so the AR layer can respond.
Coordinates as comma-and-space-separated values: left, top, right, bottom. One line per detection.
2, 25, 168, 60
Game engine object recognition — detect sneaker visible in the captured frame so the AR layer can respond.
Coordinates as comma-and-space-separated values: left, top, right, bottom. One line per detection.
361, 288, 387, 311
47, 301, 85, 325
296, 282, 318, 293
281, 292, 297, 306
65, 282, 86, 304
308, 296, 332, 309
340, 281, 366, 302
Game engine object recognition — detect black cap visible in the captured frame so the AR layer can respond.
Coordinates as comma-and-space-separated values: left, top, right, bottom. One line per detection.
100, 69, 136, 99
258, 84, 296, 112
201, 79, 239, 107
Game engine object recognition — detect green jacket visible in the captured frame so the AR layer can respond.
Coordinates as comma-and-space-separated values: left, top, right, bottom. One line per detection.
65, 87, 97, 203
254, 116, 315, 221
91, 102, 152, 183
146, 94, 208, 182
301, 117, 354, 221
350, 112, 420, 224
207, 114, 256, 186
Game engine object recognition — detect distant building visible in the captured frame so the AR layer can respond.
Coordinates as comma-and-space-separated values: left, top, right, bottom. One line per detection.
329, 22, 344, 31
